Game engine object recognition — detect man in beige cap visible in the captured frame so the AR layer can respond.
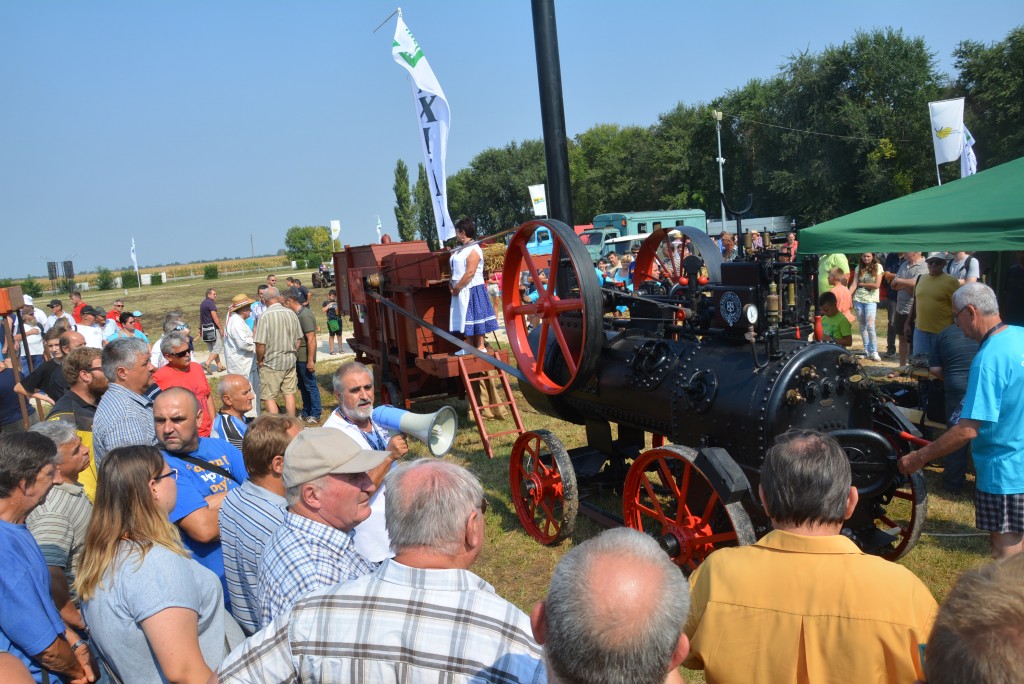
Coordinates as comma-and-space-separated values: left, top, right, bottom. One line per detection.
255, 427, 389, 628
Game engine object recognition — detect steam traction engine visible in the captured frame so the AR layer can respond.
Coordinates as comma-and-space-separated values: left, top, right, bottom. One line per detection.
502, 219, 926, 569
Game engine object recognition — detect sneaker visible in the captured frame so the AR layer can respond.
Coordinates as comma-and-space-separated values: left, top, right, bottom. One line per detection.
882, 351, 897, 359
304, 416, 320, 425
869, 352, 882, 362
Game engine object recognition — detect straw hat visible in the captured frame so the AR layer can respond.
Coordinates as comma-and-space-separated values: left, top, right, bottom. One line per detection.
229, 294, 254, 311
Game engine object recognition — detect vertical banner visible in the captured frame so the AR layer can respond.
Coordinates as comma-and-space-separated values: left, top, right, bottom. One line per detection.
961, 127, 978, 178
375, 215, 383, 242
392, 16, 455, 242
928, 98, 965, 165
130, 237, 141, 289
528, 184, 548, 217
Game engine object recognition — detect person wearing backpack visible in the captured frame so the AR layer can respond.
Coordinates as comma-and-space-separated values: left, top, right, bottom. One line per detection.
946, 252, 980, 285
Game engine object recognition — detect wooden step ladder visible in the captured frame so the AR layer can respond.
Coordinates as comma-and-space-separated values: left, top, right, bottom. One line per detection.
457, 356, 526, 458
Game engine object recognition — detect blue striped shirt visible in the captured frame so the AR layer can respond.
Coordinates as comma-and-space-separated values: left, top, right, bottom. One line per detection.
256, 511, 375, 629
219, 480, 287, 635
92, 383, 156, 464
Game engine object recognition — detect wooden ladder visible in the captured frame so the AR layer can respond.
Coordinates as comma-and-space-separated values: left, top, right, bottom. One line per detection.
457, 356, 526, 458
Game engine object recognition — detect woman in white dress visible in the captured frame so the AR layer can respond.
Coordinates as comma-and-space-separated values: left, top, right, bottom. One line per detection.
449, 218, 498, 353
224, 293, 259, 405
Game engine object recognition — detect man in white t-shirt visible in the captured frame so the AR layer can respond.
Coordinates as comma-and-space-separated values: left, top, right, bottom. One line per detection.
322, 361, 408, 562
945, 251, 980, 285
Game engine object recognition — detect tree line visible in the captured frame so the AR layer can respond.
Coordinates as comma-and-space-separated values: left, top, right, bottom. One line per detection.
393, 26, 1024, 241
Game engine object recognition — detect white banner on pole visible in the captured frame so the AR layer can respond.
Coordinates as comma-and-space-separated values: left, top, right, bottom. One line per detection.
528, 184, 548, 217
961, 126, 978, 178
392, 16, 455, 242
330, 220, 341, 241
375, 216, 383, 242
130, 237, 141, 289
928, 98, 965, 165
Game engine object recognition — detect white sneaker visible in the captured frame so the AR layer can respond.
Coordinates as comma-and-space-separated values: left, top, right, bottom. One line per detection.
869, 352, 882, 362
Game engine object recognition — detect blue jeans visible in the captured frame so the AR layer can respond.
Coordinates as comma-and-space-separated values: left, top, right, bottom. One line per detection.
20, 354, 44, 377
912, 329, 939, 359
296, 362, 321, 419
853, 301, 878, 355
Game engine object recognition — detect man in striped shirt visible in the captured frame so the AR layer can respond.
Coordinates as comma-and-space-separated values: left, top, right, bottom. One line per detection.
217, 459, 545, 684
253, 287, 302, 417
91, 337, 156, 464
219, 414, 302, 635
255, 428, 388, 628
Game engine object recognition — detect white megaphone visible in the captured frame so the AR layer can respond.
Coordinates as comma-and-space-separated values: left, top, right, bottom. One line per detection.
371, 405, 458, 457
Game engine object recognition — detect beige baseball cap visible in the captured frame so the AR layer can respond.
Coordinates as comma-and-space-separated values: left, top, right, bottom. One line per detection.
282, 428, 391, 488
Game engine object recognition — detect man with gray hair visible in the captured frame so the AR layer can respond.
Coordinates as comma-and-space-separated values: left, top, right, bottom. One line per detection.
255, 428, 387, 628
253, 286, 302, 417
91, 337, 156, 463
152, 331, 216, 437
533, 527, 689, 684
218, 459, 544, 684
900, 282, 1024, 559
26, 421, 94, 642
686, 430, 936, 683
924, 553, 1024, 684
148, 312, 190, 370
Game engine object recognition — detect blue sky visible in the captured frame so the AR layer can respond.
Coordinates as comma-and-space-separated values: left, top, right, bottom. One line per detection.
1, 1, 1020, 278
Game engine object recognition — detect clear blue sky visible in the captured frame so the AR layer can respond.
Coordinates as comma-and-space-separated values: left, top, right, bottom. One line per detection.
1, 1, 1020, 278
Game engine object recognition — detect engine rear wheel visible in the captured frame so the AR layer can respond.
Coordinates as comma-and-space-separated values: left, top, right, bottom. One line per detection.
623, 445, 754, 571
872, 471, 927, 561
509, 430, 578, 545
502, 220, 603, 395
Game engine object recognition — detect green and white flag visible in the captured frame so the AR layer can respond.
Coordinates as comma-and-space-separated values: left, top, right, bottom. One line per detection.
961, 126, 978, 178
928, 98, 965, 165
393, 16, 455, 242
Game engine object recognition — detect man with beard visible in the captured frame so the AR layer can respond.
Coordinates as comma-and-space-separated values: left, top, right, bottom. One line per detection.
323, 362, 408, 564
46, 346, 107, 500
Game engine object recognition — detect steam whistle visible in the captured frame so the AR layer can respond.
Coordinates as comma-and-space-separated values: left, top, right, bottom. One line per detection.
766, 282, 781, 325
371, 405, 459, 457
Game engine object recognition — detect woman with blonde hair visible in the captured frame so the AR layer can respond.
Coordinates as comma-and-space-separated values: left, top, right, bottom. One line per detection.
76, 445, 238, 683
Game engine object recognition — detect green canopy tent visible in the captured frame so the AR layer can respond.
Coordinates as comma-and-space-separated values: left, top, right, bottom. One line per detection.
798, 157, 1024, 254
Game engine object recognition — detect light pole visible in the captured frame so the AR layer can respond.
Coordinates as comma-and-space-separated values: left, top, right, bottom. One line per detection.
713, 110, 726, 231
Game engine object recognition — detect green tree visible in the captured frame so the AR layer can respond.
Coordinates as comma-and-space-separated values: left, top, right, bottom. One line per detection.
414, 163, 440, 251
284, 226, 331, 265
19, 276, 43, 298
954, 26, 1024, 166
95, 267, 115, 291
393, 159, 417, 242
446, 140, 546, 235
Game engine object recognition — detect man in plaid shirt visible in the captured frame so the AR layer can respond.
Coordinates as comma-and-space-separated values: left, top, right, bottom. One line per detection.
218, 459, 544, 684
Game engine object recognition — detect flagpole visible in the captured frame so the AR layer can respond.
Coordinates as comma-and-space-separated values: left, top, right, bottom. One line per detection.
936, 165, 942, 186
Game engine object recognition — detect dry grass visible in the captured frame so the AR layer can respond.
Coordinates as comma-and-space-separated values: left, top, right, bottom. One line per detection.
99, 280, 987, 683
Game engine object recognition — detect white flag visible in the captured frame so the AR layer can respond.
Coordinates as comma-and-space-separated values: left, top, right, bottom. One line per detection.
928, 98, 965, 165
961, 126, 978, 178
376, 216, 383, 242
330, 220, 341, 241
393, 16, 455, 242
528, 184, 548, 217
130, 237, 138, 269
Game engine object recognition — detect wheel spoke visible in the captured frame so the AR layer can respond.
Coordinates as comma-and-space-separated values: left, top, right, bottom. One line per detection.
546, 318, 579, 374
658, 458, 683, 499
509, 303, 541, 316
702, 531, 739, 545
640, 477, 669, 521
700, 489, 722, 524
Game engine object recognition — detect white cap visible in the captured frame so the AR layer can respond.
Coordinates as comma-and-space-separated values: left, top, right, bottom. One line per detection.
23, 295, 34, 306
926, 252, 948, 262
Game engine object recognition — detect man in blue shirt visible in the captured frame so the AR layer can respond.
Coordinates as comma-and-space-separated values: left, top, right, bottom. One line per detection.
0, 432, 96, 683
900, 283, 1024, 559
154, 387, 248, 597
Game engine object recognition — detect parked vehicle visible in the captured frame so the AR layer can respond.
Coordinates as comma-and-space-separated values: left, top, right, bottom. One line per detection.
580, 209, 707, 263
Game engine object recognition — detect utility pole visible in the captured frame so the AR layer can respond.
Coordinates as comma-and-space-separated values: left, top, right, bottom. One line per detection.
713, 110, 727, 232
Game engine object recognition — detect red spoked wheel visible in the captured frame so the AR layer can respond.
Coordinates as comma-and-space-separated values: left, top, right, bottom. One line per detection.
633, 227, 724, 286
623, 445, 754, 571
872, 471, 927, 561
509, 430, 578, 545
502, 219, 603, 395
633, 230, 687, 287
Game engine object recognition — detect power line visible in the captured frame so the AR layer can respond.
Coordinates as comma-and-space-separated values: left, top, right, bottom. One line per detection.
726, 113, 913, 143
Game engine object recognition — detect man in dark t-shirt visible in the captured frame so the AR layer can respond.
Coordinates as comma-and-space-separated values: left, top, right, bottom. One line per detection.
929, 324, 980, 494
199, 288, 225, 374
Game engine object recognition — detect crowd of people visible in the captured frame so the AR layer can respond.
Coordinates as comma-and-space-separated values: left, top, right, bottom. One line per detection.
2, 245, 1024, 683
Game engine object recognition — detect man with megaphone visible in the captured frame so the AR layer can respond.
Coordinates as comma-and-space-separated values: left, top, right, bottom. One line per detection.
324, 362, 409, 564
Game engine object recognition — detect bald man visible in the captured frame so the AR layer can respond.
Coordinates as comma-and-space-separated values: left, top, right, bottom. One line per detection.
155, 387, 249, 595
533, 527, 690, 684
211, 374, 256, 450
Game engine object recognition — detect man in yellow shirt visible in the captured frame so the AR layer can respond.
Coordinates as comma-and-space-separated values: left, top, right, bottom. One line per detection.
685, 430, 937, 683
907, 253, 961, 359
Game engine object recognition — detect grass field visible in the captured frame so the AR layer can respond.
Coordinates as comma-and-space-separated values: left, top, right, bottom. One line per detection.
75, 275, 989, 682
